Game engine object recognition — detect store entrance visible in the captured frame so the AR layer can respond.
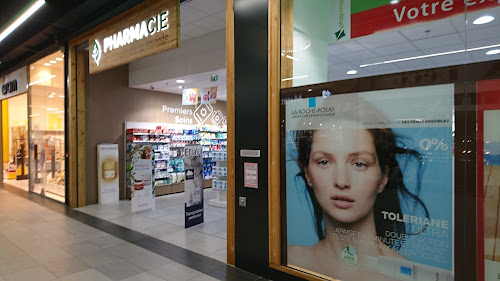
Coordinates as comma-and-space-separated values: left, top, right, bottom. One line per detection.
2, 93, 29, 191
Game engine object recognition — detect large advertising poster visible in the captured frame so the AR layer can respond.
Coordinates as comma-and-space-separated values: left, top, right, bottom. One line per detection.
477, 79, 500, 281
97, 144, 119, 204
285, 84, 454, 280
184, 144, 204, 228
130, 144, 155, 212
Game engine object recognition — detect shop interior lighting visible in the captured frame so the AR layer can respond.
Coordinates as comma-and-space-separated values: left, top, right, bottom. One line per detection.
45, 108, 59, 111
29, 114, 40, 117
346, 70, 358, 75
178, 85, 183, 89
30, 66, 34, 69
360, 43, 500, 68
29, 74, 56, 86
473, 15, 495, 25
176, 79, 185, 83
486, 49, 500, 55
44, 63, 51, 66
50, 60, 56, 64
48, 92, 55, 98
54, 110, 64, 113
0, 0, 45, 43
281, 75, 309, 82
55, 57, 63, 61
59, 95, 65, 98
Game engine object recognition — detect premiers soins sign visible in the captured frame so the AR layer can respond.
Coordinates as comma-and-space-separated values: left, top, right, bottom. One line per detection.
89, 0, 180, 74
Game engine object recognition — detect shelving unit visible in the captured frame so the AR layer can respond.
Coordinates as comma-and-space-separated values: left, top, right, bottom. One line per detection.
124, 122, 226, 198
209, 151, 227, 208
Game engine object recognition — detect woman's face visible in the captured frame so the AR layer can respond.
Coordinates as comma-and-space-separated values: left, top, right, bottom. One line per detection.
304, 127, 388, 225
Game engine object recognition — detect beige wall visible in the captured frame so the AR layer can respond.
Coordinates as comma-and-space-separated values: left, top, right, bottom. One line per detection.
87, 64, 227, 204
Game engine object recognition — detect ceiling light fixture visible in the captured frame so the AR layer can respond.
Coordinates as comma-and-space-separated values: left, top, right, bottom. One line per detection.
473, 15, 495, 25
486, 49, 500, 55
346, 70, 358, 75
45, 108, 59, 111
50, 60, 56, 64
44, 63, 50, 66
178, 85, 183, 89
30, 66, 34, 69
29, 114, 40, 117
0, 0, 45, 43
55, 58, 63, 61
176, 79, 185, 83
48, 92, 55, 98
29, 74, 56, 86
59, 95, 65, 98
281, 75, 309, 82
360, 43, 500, 68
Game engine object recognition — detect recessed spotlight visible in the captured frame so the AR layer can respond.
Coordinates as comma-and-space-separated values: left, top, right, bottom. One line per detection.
48, 92, 55, 98
176, 79, 185, 83
44, 63, 50, 66
178, 86, 183, 89
55, 57, 63, 61
473, 15, 494, 25
486, 49, 500, 55
50, 60, 56, 64
30, 66, 34, 69
346, 70, 358, 75
45, 108, 59, 111
59, 95, 65, 98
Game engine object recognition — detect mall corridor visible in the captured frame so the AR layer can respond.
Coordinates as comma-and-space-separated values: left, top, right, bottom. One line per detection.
0, 184, 266, 281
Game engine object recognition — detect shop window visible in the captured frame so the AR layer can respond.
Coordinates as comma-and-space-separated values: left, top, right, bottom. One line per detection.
28, 50, 66, 202
276, 1, 500, 280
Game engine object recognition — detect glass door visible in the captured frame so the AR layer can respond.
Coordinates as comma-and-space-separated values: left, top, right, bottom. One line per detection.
28, 50, 66, 202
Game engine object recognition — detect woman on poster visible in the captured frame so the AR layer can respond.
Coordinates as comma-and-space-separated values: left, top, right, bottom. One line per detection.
287, 97, 430, 281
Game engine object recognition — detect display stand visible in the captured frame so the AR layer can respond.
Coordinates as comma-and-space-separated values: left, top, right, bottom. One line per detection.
209, 151, 227, 208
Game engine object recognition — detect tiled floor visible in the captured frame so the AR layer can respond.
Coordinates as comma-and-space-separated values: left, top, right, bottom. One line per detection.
0, 185, 265, 281
76, 190, 227, 263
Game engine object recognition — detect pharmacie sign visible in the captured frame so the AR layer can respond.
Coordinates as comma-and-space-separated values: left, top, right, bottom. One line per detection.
89, 0, 179, 74
1, 66, 28, 101
334, 0, 499, 42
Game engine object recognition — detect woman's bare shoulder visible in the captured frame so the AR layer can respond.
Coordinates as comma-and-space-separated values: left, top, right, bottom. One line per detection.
287, 244, 316, 266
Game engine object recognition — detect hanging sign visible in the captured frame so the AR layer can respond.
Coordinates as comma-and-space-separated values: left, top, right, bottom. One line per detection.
130, 144, 155, 212
89, 0, 180, 74
333, 0, 500, 43
97, 144, 119, 204
200, 86, 218, 104
184, 144, 204, 228
1, 66, 28, 100
182, 88, 198, 105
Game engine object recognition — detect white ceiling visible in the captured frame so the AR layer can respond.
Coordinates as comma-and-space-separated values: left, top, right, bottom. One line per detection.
326, 7, 500, 82
135, 0, 227, 100
145, 2, 500, 95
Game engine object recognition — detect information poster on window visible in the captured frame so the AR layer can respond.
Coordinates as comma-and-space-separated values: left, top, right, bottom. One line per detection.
184, 144, 204, 228
477, 79, 500, 281
130, 144, 155, 212
284, 84, 454, 281
97, 144, 119, 204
